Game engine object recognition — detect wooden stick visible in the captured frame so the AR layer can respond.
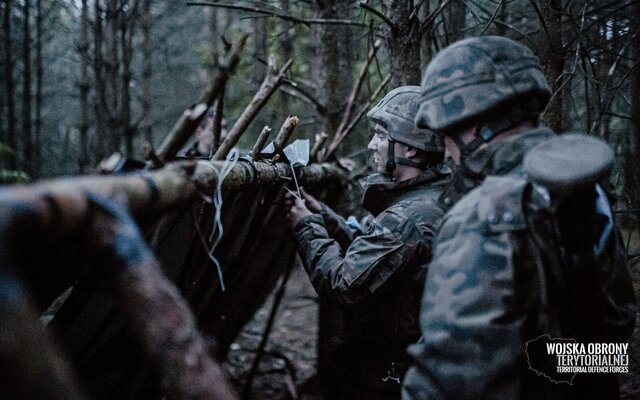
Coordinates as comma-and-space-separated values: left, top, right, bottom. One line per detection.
156, 34, 248, 161
273, 115, 299, 149
310, 132, 329, 162
249, 126, 272, 157
322, 74, 390, 161
213, 56, 293, 160
326, 40, 381, 157
210, 86, 225, 158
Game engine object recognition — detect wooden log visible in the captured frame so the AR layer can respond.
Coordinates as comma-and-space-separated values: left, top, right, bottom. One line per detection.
0, 160, 345, 236
157, 34, 248, 161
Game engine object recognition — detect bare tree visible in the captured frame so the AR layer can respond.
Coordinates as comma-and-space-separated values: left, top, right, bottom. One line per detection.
442, 0, 466, 45
22, 0, 32, 174
538, 0, 565, 131
121, 1, 138, 157
627, 2, 640, 211
93, 0, 107, 163
279, 0, 293, 114
382, 0, 423, 87
104, 0, 120, 155
3, 0, 16, 169
78, 0, 89, 169
140, 0, 152, 143
34, 0, 42, 174
311, 0, 354, 136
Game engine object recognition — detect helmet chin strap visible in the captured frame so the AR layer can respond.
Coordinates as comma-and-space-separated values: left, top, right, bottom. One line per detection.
385, 140, 428, 177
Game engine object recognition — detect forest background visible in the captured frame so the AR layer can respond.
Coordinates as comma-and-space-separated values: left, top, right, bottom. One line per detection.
0, 0, 639, 247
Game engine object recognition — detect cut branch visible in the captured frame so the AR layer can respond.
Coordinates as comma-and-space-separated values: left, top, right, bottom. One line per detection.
322, 74, 390, 161
249, 126, 272, 157
213, 56, 293, 160
273, 115, 299, 150
330, 39, 382, 147
157, 34, 248, 161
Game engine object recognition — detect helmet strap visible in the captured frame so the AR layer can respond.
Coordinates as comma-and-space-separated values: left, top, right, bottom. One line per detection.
454, 116, 529, 160
385, 139, 397, 176
386, 139, 429, 175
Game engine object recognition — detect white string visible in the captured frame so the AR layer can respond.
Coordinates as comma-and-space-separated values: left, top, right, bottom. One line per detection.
196, 149, 240, 292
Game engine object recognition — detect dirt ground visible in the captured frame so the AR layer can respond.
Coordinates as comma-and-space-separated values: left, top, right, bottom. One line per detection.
225, 257, 640, 400
224, 263, 322, 400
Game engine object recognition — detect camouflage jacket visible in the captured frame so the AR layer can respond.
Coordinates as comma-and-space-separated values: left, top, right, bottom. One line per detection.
402, 128, 637, 400
293, 166, 449, 397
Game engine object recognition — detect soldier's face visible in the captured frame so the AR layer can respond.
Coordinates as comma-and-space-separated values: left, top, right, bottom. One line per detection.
368, 123, 390, 173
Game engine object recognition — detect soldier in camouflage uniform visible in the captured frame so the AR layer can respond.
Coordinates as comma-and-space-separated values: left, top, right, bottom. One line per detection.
284, 86, 449, 399
402, 36, 637, 400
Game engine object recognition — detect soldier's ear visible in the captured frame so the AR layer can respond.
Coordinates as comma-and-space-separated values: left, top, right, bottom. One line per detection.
405, 146, 418, 158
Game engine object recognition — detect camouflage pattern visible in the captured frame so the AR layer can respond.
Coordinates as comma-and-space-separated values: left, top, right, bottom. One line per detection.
402, 128, 637, 400
415, 36, 551, 131
293, 166, 449, 399
368, 86, 444, 152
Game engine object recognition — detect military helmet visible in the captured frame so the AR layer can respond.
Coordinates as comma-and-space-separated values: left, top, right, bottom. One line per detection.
415, 36, 551, 132
367, 86, 444, 153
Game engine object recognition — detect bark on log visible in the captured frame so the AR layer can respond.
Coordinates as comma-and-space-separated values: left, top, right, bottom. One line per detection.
0, 160, 345, 231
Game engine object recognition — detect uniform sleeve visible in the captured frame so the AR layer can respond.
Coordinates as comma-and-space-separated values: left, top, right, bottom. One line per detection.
292, 207, 434, 307
318, 204, 362, 251
402, 218, 523, 400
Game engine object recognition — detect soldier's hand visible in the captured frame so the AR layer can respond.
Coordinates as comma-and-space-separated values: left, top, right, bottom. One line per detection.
300, 187, 322, 213
285, 197, 312, 229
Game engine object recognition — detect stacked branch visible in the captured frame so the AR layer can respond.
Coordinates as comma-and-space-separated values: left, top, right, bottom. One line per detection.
156, 34, 249, 161
213, 55, 293, 160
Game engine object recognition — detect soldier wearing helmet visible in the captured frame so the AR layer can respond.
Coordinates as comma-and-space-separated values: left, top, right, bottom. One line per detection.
284, 86, 449, 399
402, 36, 636, 400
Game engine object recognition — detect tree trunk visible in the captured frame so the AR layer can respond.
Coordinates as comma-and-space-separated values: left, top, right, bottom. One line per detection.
279, 0, 293, 114
311, 0, 354, 137
416, 0, 432, 75
141, 0, 152, 144
121, 3, 135, 158
627, 2, 640, 211
538, 0, 564, 132
34, 0, 42, 175
104, 0, 120, 155
209, 5, 219, 70
93, 0, 107, 163
251, 16, 268, 130
79, 0, 89, 170
442, 0, 466, 45
22, 0, 32, 175
3, 0, 16, 169
383, 0, 422, 87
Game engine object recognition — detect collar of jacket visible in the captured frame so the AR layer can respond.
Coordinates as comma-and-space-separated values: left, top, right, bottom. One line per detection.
436, 127, 556, 210
463, 127, 556, 179
361, 165, 450, 216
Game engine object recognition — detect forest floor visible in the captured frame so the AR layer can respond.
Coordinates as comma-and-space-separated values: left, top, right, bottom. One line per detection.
224, 257, 640, 400
224, 262, 323, 400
